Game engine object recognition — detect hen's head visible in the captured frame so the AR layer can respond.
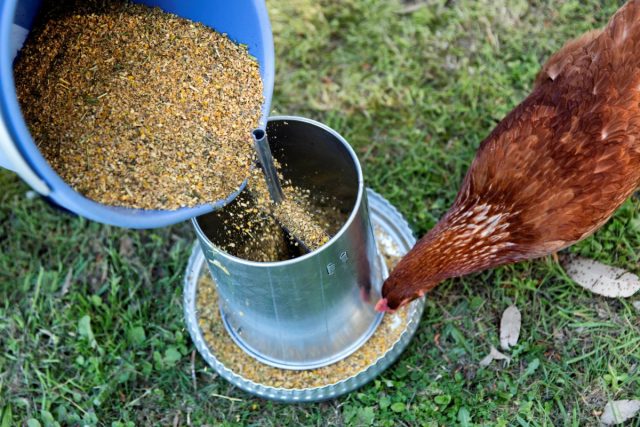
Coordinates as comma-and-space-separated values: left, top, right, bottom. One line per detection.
377, 201, 529, 312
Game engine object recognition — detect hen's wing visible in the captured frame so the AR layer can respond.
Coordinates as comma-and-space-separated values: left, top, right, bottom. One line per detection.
455, 0, 640, 258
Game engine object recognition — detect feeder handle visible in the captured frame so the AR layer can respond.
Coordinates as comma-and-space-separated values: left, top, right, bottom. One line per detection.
252, 128, 284, 204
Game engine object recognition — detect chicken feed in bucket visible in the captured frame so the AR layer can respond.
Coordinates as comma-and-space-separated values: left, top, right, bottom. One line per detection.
14, 2, 263, 210
1, 0, 275, 227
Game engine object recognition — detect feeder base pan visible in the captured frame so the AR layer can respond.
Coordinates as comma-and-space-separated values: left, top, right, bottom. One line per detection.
183, 189, 425, 402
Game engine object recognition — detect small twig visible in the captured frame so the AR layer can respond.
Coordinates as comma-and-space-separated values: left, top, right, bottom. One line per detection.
397, 2, 426, 15
60, 268, 73, 297
60, 394, 88, 416
173, 412, 180, 427
125, 388, 152, 407
190, 350, 197, 392
433, 332, 451, 363
210, 393, 243, 402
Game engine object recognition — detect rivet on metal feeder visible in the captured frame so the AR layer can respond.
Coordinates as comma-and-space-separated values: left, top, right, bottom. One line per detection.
193, 116, 386, 370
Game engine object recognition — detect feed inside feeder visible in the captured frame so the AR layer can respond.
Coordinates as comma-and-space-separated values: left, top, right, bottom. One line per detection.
250, 127, 331, 254
193, 116, 386, 370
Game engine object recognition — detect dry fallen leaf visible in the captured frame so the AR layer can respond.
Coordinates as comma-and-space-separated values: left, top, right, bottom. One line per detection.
600, 400, 640, 425
500, 305, 521, 350
564, 257, 640, 298
59, 268, 73, 297
479, 345, 511, 367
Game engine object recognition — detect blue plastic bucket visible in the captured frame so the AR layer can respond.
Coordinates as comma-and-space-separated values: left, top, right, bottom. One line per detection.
0, 0, 274, 228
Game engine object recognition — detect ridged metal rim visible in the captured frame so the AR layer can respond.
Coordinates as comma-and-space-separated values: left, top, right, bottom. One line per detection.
183, 189, 425, 402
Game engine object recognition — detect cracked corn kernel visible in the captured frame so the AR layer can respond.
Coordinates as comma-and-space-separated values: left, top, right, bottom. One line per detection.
14, 2, 263, 210
196, 227, 410, 389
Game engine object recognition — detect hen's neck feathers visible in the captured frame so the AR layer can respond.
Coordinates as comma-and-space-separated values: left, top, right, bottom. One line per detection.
431, 201, 516, 276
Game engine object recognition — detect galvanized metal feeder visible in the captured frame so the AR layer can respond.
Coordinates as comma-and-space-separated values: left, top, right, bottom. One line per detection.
185, 189, 424, 402
187, 117, 425, 402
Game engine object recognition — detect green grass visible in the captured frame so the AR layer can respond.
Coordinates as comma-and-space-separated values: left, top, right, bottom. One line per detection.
1, 0, 639, 425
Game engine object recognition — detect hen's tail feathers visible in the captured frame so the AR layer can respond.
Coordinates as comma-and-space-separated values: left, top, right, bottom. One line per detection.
534, 0, 640, 89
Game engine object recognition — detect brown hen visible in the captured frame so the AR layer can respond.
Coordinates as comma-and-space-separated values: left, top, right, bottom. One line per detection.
377, 0, 640, 312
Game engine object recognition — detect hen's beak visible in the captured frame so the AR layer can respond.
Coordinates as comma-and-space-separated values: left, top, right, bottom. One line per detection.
374, 297, 394, 313
374, 295, 413, 312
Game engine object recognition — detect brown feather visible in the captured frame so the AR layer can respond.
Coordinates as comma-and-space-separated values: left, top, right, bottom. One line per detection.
380, 0, 640, 311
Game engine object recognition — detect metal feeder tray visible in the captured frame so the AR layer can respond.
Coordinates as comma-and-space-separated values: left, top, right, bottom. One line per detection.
183, 189, 425, 402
